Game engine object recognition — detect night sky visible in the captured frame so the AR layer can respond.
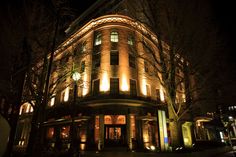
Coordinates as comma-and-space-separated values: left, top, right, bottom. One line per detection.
0, 0, 235, 107
210, 1, 236, 105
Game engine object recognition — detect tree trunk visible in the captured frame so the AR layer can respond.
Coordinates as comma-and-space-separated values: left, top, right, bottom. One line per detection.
25, 107, 40, 157
168, 106, 183, 148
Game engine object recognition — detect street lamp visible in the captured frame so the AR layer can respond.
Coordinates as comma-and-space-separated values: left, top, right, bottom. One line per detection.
70, 71, 81, 157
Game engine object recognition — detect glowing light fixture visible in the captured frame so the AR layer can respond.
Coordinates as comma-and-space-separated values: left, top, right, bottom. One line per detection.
72, 71, 81, 81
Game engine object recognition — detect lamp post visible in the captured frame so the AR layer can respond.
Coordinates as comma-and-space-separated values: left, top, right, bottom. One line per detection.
70, 71, 81, 157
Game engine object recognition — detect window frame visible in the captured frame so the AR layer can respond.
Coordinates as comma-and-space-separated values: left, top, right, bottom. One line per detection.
110, 31, 119, 42
110, 50, 119, 65
110, 78, 119, 95
94, 32, 102, 46
130, 79, 137, 96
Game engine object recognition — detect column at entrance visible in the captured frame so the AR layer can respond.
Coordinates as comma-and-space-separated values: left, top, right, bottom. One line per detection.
126, 114, 131, 150
98, 114, 104, 150
157, 110, 169, 151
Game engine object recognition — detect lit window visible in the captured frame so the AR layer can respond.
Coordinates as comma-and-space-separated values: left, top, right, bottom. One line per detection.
110, 31, 118, 42
128, 35, 134, 45
61, 126, 70, 139
19, 102, 33, 115
94, 33, 102, 45
47, 128, 54, 139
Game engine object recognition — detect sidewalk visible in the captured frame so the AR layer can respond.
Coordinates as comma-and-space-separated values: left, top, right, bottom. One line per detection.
12, 146, 233, 157
79, 146, 233, 157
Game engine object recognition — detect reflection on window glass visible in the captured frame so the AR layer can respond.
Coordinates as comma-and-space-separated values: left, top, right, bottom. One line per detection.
61, 126, 70, 139
95, 33, 102, 45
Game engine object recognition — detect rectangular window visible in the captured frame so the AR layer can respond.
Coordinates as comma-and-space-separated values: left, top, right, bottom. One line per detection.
144, 61, 149, 72
110, 31, 118, 42
130, 79, 137, 96
110, 50, 119, 65
128, 35, 134, 46
110, 78, 119, 95
129, 53, 136, 68
80, 60, 85, 73
92, 52, 100, 68
156, 88, 160, 100
94, 33, 102, 45
81, 41, 86, 53
93, 79, 100, 95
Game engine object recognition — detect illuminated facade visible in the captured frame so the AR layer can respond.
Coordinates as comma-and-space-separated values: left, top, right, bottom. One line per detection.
15, 14, 192, 151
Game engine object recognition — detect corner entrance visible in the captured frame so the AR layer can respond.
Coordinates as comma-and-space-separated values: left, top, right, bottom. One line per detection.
104, 115, 126, 147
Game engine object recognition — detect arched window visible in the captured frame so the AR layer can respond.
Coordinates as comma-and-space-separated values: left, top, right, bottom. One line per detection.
19, 102, 33, 115
110, 31, 118, 42
104, 115, 112, 124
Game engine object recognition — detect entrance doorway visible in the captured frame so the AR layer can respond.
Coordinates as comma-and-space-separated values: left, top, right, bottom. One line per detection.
104, 115, 126, 147
105, 125, 126, 146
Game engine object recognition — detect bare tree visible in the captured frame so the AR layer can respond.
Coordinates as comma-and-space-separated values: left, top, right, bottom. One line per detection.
125, 0, 220, 147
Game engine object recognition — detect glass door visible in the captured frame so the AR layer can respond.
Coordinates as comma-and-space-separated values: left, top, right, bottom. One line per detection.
105, 125, 126, 146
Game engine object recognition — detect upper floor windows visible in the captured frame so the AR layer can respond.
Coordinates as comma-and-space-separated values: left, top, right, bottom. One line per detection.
129, 53, 136, 68
110, 31, 118, 42
128, 35, 134, 46
110, 50, 119, 65
80, 60, 85, 73
144, 61, 149, 72
94, 32, 102, 46
110, 78, 119, 95
130, 79, 137, 96
92, 52, 100, 68
93, 79, 100, 95
81, 41, 86, 53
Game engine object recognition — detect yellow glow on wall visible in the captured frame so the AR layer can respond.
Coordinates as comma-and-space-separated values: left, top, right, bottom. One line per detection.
121, 74, 129, 91
182, 122, 193, 148
100, 72, 109, 92
64, 87, 69, 102
82, 73, 89, 96
160, 87, 165, 102
182, 94, 186, 102
143, 134, 149, 143
30, 105, 34, 112
26, 103, 30, 113
142, 79, 147, 96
